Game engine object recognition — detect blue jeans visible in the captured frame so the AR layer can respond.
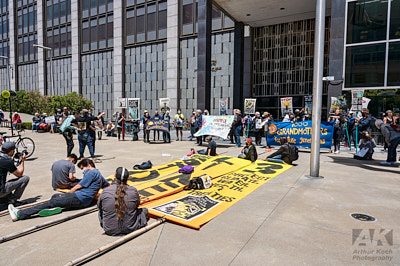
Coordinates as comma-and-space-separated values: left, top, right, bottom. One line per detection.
31, 122, 40, 130
235, 126, 242, 147
387, 137, 400, 162
267, 155, 284, 164
78, 132, 95, 158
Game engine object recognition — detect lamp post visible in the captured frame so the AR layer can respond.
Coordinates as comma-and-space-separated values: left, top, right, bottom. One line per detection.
33, 44, 54, 95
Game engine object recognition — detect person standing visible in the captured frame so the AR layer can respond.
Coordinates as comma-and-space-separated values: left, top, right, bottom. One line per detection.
328, 109, 343, 154
174, 109, 184, 141
253, 112, 263, 146
232, 110, 242, 147
61, 107, 70, 124
353, 109, 373, 144
60, 111, 80, 156
72, 109, 105, 162
189, 111, 196, 141
375, 119, 400, 166
8, 159, 110, 221
98, 167, 148, 236
163, 111, 171, 143
194, 110, 203, 145
153, 110, 162, 141
229, 109, 238, 144
142, 111, 151, 143
117, 112, 125, 141
0, 142, 29, 206
140, 110, 148, 141
262, 112, 271, 148
344, 112, 355, 148
51, 154, 79, 190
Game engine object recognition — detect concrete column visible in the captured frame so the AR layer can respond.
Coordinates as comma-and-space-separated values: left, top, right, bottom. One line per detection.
233, 22, 244, 110
197, 0, 212, 111
37, 0, 46, 95
113, 0, 124, 109
71, 0, 80, 93
8, 0, 17, 91
166, 0, 180, 115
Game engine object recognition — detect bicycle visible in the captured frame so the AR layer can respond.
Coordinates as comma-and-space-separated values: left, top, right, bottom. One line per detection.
0, 129, 35, 158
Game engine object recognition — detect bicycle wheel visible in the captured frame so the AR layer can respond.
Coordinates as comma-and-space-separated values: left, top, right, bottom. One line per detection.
16, 137, 35, 158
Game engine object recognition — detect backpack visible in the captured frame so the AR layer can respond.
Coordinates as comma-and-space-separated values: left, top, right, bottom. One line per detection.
178, 165, 194, 174
288, 144, 299, 161
133, 160, 153, 170
186, 175, 212, 190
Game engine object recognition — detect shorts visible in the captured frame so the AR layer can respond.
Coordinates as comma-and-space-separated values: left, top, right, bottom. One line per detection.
176, 127, 183, 131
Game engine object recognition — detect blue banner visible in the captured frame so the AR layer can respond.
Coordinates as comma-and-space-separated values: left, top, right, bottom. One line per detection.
147, 119, 170, 133
266, 121, 334, 149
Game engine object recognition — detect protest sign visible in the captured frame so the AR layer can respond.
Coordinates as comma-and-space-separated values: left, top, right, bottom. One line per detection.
147, 118, 170, 133
117, 98, 127, 108
127, 98, 140, 119
159, 98, 170, 113
330, 97, 339, 113
351, 89, 364, 113
304, 95, 312, 115
146, 160, 291, 229
244, 99, 256, 114
45, 116, 56, 124
362, 97, 371, 109
280, 97, 293, 116
193, 115, 235, 139
219, 98, 228, 115
266, 121, 334, 149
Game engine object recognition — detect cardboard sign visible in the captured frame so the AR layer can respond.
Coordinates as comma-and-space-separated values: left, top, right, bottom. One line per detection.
244, 99, 256, 114
118, 98, 127, 108
45, 115, 56, 124
193, 115, 235, 139
146, 161, 291, 229
280, 97, 293, 116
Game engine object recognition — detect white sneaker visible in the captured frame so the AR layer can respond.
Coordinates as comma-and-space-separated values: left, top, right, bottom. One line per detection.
334, 150, 340, 154
8, 204, 20, 222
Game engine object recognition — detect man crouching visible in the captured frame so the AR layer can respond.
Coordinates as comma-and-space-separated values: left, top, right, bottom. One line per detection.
8, 159, 109, 221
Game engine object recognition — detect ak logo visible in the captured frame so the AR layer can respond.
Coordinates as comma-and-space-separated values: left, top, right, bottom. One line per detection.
352, 229, 393, 246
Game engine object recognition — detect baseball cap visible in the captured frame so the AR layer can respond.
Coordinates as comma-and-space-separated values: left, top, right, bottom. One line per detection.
81, 109, 88, 113
2, 142, 17, 151
246, 138, 253, 143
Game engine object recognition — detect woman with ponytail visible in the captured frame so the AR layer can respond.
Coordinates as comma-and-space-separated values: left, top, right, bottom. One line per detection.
98, 167, 148, 236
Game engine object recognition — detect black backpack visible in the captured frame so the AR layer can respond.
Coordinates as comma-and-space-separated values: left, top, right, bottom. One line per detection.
288, 144, 299, 161
133, 160, 153, 170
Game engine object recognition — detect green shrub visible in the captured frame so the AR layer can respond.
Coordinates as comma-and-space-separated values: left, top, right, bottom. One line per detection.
21, 122, 32, 130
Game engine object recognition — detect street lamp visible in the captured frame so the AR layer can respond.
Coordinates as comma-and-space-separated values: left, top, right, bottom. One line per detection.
33, 44, 54, 95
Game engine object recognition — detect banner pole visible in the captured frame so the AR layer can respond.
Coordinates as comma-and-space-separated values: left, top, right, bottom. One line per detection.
345, 122, 351, 151
122, 109, 124, 141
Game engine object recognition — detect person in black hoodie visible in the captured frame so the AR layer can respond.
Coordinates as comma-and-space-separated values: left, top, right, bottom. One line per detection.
238, 138, 258, 163
265, 137, 293, 164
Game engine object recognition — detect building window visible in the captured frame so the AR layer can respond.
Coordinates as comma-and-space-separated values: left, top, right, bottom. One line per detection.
81, 0, 113, 53
125, 0, 167, 45
344, 0, 400, 88
17, 0, 37, 63
46, 0, 72, 58
0, 0, 8, 67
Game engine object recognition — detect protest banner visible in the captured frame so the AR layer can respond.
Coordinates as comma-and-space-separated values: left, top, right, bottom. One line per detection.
45, 115, 56, 124
147, 118, 170, 133
159, 98, 170, 113
266, 121, 334, 149
193, 115, 235, 139
280, 97, 293, 116
219, 98, 228, 115
304, 95, 312, 115
136, 156, 251, 204
146, 160, 291, 229
244, 99, 256, 114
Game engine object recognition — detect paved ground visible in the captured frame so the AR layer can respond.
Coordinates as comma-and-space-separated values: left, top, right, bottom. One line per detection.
0, 126, 398, 265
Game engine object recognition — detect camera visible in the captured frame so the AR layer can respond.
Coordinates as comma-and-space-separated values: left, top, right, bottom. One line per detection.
14, 150, 28, 160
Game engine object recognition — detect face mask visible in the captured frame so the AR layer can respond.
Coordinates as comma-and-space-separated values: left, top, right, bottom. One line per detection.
82, 168, 87, 175
178, 112, 181, 114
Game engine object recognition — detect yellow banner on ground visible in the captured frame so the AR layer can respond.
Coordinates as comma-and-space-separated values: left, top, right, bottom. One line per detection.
135, 156, 251, 204
145, 161, 292, 229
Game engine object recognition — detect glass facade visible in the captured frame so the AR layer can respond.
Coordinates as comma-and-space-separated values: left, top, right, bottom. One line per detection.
179, 0, 234, 37
0, 0, 8, 67
125, 0, 167, 45
17, 0, 37, 63
81, 0, 113, 52
252, 18, 331, 117
46, 0, 72, 57
345, 0, 400, 88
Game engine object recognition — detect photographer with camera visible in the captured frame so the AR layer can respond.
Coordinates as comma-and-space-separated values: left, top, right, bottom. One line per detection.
0, 142, 30, 206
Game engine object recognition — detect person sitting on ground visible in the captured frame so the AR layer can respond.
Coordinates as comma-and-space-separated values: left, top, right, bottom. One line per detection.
32, 113, 41, 131
354, 131, 376, 160
0, 142, 30, 206
106, 121, 116, 137
39, 113, 48, 131
375, 119, 400, 167
12, 112, 22, 130
51, 154, 80, 190
97, 167, 148, 236
265, 137, 293, 165
8, 159, 110, 221
206, 136, 218, 156
238, 138, 257, 163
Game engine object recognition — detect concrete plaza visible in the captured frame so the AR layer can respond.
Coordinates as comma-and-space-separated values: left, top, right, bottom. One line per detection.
0, 126, 398, 265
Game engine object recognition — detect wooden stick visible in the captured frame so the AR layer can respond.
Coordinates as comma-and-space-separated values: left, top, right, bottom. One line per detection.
64, 218, 166, 266
0, 206, 98, 244
0, 198, 51, 217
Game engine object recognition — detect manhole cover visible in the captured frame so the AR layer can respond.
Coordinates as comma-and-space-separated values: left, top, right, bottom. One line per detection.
350, 213, 377, 222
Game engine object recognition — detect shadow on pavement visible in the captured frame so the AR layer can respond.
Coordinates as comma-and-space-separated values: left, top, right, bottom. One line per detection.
328, 156, 400, 174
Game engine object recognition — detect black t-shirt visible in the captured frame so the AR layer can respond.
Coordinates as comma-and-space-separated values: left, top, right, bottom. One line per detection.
72, 115, 98, 134
0, 155, 17, 192
207, 141, 217, 156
